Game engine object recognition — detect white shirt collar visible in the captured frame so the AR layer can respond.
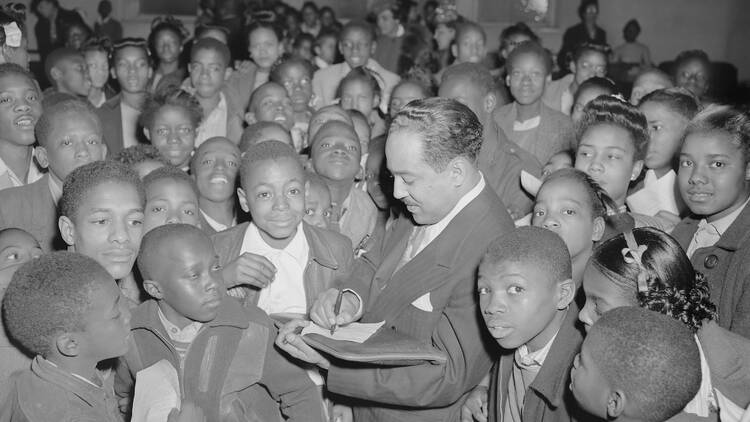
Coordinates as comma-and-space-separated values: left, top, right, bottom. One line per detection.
516, 330, 558, 368
157, 306, 203, 344
242, 221, 308, 265
704, 195, 750, 236
0, 153, 43, 188
200, 209, 235, 232
414, 174, 485, 256
513, 115, 541, 131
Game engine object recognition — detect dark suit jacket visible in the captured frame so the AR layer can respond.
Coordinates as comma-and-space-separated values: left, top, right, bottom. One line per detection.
325, 184, 514, 422
488, 306, 585, 422
0, 175, 62, 252
95, 95, 148, 157
34, 8, 87, 60
479, 121, 541, 220
211, 222, 354, 311
671, 206, 750, 338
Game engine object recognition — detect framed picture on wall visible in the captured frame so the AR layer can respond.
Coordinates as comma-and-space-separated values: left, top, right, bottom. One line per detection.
477, 0, 557, 26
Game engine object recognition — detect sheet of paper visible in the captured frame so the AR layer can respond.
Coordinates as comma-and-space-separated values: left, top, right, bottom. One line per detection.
131, 359, 181, 422
302, 321, 385, 343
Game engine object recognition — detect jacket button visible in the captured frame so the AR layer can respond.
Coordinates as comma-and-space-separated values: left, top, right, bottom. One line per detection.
704, 254, 719, 269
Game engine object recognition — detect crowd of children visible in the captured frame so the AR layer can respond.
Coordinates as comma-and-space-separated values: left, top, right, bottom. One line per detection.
0, 0, 749, 421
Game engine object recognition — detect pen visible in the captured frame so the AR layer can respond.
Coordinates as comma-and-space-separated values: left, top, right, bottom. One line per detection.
331, 290, 344, 335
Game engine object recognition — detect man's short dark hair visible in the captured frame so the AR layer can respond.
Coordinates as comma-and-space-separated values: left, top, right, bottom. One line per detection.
389, 97, 483, 171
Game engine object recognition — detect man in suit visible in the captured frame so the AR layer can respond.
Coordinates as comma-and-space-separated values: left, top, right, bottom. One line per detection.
277, 97, 514, 421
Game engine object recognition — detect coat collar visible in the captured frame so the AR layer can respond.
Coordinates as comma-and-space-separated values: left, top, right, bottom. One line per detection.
130, 297, 249, 334
681, 202, 750, 252
30, 356, 112, 409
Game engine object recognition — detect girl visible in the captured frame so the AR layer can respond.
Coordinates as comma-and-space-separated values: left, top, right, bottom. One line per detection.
627, 87, 700, 217
247, 21, 285, 90
0, 8, 29, 69
140, 87, 203, 171
570, 77, 617, 123
148, 16, 188, 94
270, 56, 315, 146
337, 66, 387, 138
532, 168, 607, 285
388, 79, 431, 119
81, 37, 115, 108
574, 95, 669, 238
0, 64, 43, 192
579, 227, 750, 420
673, 49, 711, 102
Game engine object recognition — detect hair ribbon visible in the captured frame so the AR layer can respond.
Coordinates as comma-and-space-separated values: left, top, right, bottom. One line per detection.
3, 22, 22, 48
621, 230, 650, 293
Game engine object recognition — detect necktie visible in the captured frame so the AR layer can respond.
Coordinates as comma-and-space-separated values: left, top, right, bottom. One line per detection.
394, 225, 427, 273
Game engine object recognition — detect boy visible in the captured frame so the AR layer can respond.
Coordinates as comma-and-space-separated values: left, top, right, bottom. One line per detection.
671, 104, 750, 337
142, 166, 201, 233
0, 64, 44, 192
570, 307, 701, 422
44, 47, 91, 98
479, 226, 582, 422
0, 98, 106, 252
96, 38, 152, 157
191, 137, 241, 234
188, 38, 244, 147
308, 104, 354, 142
312, 21, 400, 112
213, 140, 353, 313
0, 228, 42, 402
439, 62, 542, 220
304, 172, 332, 230
58, 161, 145, 304
629, 67, 673, 105
310, 121, 377, 248
114, 224, 326, 421
543, 43, 608, 115
239, 121, 293, 153
495, 41, 575, 165
314, 31, 337, 70
244, 82, 298, 147
1, 251, 131, 422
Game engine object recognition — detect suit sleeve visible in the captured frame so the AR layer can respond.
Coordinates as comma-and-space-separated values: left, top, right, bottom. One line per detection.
261, 326, 326, 422
325, 273, 495, 408
731, 273, 750, 338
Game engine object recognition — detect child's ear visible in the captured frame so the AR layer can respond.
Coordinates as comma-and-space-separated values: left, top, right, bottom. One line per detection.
371, 92, 380, 109
569, 60, 577, 75
451, 44, 457, 59
55, 333, 80, 357
244, 112, 257, 125
592, 216, 605, 242
223, 66, 232, 82
34, 146, 49, 169
556, 278, 576, 310
744, 161, 750, 181
606, 390, 627, 419
505, 74, 510, 87
142, 279, 164, 299
483, 92, 497, 114
50, 66, 62, 82
110, 67, 117, 80
630, 159, 644, 181
58, 215, 76, 247
143, 128, 151, 141
237, 187, 250, 213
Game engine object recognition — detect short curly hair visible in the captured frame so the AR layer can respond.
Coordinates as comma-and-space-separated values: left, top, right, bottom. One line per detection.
60, 160, 146, 221
138, 223, 211, 281
239, 140, 301, 190
142, 165, 199, 199
2, 251, 112, 357
586, 306, 701, 422
576, 95, 649, 161
35, 97, 101, 148
114, 144, 170, 168
590, 227, 717, 331
239, 121, 291, 153
139, 86, 203, 131
441, 62, 497, 97
389, 97, 483, 171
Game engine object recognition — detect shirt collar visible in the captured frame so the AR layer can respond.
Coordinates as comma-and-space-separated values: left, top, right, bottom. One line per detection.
200, 209, 235, 232
421, 174, 485, 244
157, 306, 203, 343
516, 331, 558, 368
702, 195, 750, 236
0, 152, 43, 187
243, 221, 307, 265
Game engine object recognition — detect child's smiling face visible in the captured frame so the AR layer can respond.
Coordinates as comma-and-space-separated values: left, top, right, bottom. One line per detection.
678, 131, 750, 222
0, 74, 41, 147
239, 157, 306, 249
251, 84, 295, 130
192, 138, 240, 203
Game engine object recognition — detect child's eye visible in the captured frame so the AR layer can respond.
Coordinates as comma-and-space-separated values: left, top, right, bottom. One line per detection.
289, 188, 301, 195
347, 145, 357, 151
607, 154, 621, 160
151, 206, 164, 213
533, 209, 545, 217
156, 128, 169, 136
257, 192, 271, 199
130, 218, 143, 226
0, 97, 11, 104
508, 285, 524, 295
201, 159, 213, 166
651, 124, 662, 132
305, 208, 315, 216
61, 139, 72, 146
577, 151, 591, 158
91, 218, 108, 225
178, 127, 194, 136
212, 264, 222, 272
27, 94, 38, 102
710, 161, 725, 168
679, 159, 693, 168
5, 252, 18, 261
323, 210, 332, 218
563, 209, 576, 216
184, 209, 195, 216
227, 160, 238, 168
87, 138, 100, 144
477, 286, 490, 295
